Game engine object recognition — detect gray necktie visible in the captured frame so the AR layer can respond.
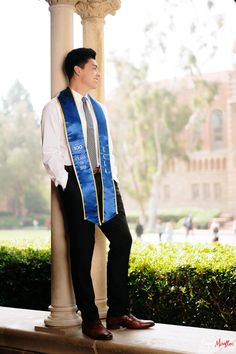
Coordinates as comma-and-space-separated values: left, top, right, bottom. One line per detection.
82, 96, 98, 168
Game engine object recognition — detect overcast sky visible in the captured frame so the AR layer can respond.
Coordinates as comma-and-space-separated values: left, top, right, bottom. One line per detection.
0, 0, 235, 117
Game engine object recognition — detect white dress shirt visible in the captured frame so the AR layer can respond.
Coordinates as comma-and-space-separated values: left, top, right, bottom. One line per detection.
41, 89, 118, 190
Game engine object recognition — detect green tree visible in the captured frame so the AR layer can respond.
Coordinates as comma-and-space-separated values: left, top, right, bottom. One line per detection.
110, 60, 192, 223
109, 0, 222, 228
110, 59, 218, 228
0, 81, 49, 217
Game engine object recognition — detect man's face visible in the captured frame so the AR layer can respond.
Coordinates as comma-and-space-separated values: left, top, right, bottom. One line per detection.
75, 58, 100, 90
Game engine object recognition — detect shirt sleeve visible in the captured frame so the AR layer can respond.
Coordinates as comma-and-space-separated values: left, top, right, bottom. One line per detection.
41, 100, 68, 190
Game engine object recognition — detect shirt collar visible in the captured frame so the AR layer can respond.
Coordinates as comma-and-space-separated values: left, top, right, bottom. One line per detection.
70, 88, 88, 101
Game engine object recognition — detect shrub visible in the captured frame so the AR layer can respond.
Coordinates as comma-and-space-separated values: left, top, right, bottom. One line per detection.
0, 215, 22, 229
173, 208, 220, 228
126, 211, 140, 226
127, 208, 221, 228
128, 242, 236, 331
0, 246, 50, 310
0, 214, 50, 229
0, 242, 235, 331
0, 212, 13, 217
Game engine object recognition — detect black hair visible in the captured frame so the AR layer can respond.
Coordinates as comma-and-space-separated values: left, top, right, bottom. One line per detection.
63, 47, 96, 81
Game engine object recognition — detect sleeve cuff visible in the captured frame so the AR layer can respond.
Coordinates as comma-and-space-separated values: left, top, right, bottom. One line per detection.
56, 173, 68, 190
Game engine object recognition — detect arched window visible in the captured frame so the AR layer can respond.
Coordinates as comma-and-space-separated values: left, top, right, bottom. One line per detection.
211, 110, 224, 150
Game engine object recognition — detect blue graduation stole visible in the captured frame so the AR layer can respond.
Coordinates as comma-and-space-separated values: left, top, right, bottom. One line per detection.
57, 87, 118, 225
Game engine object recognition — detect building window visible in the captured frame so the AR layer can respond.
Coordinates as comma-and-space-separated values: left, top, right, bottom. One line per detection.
192, 184, 200, 200
203, 183, 210, 200
210, 158, 215, 170
214, 183, 222, 200
198, 160, 202, 171
222, 158, 227, 169
163, 185, 170, 200
211, 110, 224, 150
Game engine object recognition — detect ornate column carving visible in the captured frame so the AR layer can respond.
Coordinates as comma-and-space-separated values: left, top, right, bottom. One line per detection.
47, 0, 76, 4
76, 0, 121, 19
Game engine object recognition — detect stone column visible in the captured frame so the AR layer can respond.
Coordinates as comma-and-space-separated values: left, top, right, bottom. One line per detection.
49, 0, 75, 97
76, 0, 121, 318
44, 0, 81, 327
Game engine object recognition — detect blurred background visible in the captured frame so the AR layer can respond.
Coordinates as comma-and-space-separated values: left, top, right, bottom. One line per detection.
1, 0, 236, 245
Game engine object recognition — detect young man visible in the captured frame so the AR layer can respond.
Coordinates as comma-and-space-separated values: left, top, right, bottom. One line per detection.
41, 48, 154, 340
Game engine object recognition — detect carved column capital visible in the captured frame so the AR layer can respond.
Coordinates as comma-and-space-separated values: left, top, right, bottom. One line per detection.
46, 0, 77, 6
75, 0, 121, 20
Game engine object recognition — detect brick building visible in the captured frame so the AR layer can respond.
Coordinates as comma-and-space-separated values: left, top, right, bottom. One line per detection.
159, 70, 236, 215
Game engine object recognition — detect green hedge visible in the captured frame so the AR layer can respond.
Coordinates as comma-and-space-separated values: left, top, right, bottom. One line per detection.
0, 243, 235, 330
0, 215, 22, 229
0, 247, 50, 310
0, 214, 50, 229
129, 242, 236, 331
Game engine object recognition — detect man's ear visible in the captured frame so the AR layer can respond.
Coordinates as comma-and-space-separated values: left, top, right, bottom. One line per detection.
74, 65, 81, 77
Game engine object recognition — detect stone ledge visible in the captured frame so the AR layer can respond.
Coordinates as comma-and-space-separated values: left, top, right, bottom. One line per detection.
0, 307, 235, 354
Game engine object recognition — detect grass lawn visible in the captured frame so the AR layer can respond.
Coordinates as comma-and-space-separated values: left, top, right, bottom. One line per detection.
0, 228, 50, 249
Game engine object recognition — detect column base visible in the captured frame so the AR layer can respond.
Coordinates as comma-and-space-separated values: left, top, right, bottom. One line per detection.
43, 305, 81, 327
35, 324, 80, 335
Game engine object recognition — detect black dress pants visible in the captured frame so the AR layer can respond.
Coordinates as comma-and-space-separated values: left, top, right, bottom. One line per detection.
57, 169, 132, 322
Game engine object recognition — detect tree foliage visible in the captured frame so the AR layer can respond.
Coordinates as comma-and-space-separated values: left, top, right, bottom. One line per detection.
110, 59, 192, 220
0, 81, 49, 216
109, 0, 222, 226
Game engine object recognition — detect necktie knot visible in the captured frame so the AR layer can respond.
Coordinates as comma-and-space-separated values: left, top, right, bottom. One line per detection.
82, 96, 87, 103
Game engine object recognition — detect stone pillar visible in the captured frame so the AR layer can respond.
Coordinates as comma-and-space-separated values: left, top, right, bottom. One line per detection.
76, 0, 121, 318
44, 0, 81, 327
49, 1, 75, 97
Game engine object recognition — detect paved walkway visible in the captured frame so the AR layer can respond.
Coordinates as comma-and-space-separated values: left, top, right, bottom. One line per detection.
134, 228, 236, 246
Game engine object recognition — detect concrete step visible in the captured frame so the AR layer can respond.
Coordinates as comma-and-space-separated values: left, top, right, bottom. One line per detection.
0, 307, 235, 354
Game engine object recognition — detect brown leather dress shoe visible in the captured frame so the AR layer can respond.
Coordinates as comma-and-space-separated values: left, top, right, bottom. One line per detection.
106, 313, 155, 330
82, 320, 113, 340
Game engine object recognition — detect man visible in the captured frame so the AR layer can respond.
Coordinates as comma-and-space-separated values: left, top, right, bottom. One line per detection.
41, 48, 154, 340
183, 215, 193, 237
